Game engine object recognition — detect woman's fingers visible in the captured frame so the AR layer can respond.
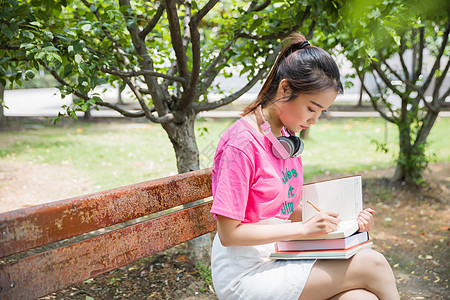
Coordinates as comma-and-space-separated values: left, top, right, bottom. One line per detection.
358, 209, 375, 231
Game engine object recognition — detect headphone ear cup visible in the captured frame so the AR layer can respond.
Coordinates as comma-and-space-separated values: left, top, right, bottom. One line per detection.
288, 136, 304, 157
272, 136, 295, 159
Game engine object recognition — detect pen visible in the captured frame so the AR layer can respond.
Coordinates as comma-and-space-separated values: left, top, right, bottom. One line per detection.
306, 198, 321, 212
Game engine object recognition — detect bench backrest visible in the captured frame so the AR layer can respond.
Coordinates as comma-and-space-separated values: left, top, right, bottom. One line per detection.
0, 168, 215, 299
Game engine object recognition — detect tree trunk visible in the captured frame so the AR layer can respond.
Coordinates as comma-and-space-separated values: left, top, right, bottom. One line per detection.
392, 124, 409, 183
84, 108, 92, 121
0, 83, 5, 128
162, 107, 212, 266
357, 73, 365, 107
164, 109, 200, 174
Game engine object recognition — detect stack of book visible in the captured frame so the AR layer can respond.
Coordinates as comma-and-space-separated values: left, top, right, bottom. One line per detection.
270, 176, 373, 260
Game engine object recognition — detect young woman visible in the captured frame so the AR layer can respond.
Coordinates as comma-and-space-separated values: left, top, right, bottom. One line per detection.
210, 34, 399, 300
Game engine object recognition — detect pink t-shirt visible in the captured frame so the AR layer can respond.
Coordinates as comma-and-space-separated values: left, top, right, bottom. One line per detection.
210, 117, 303, 223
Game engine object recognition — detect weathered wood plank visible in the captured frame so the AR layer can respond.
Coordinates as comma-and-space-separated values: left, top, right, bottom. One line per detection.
0, 201, 216, 300
0, 168, 212, 258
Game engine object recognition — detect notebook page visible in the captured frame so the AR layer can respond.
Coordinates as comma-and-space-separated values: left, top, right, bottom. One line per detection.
302, 176, 362, 222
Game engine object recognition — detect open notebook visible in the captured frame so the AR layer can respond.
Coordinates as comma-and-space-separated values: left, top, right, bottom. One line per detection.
296, 175, 363, 240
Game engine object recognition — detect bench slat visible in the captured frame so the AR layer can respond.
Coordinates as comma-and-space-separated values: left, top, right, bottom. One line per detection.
0, 201, 216, 299
0, 168, 212, 258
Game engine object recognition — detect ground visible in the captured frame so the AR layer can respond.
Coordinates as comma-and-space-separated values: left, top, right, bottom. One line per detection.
0, 161, 448, 299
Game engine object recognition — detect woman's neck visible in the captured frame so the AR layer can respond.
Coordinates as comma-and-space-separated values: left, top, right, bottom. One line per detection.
244, 105, 284, 137
262, 106, 283, 137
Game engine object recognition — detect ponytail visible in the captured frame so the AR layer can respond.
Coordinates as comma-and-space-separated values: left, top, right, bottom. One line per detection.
242, 33, 343, 116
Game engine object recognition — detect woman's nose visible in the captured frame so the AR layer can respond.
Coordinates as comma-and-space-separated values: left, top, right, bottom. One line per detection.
308, 114, 319, 125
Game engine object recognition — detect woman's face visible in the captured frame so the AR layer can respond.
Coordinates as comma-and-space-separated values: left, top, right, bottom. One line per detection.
276, 89, 337, 133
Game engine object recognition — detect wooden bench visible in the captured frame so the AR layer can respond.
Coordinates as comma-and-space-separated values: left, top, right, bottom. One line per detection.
0, 168, 216, 299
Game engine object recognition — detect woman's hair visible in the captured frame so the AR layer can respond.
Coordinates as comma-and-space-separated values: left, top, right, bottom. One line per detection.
242, 33, 343, 116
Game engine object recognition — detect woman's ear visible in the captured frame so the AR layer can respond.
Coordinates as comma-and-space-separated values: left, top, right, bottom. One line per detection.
279, 79, 291, 95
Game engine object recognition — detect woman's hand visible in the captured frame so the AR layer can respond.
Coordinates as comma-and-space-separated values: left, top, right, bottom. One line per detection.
302, 211, 341, 237
357, 208, 375, 232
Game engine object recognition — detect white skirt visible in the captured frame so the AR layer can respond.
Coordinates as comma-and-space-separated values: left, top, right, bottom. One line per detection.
211, 218, 316, 300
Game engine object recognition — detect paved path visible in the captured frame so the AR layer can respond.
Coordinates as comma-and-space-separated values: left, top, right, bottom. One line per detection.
4, 88, 450, 119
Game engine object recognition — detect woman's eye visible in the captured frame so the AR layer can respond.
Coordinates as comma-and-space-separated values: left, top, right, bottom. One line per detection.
308, 107, 315, 113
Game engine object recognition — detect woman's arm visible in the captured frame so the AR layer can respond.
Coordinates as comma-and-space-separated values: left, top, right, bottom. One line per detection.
288, 204, 303, 222
217, 211, 341, 247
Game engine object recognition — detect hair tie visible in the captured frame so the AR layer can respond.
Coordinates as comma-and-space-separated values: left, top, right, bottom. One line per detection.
297, 40, 310, 50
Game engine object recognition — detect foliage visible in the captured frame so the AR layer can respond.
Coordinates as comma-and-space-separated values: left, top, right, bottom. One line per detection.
196, 261, 212, 287
317, 0, 450, 184
0, 0, 334, 118
0, 0, 343, 174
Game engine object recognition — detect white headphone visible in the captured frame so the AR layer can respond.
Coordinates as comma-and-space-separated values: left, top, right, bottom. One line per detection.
257, 106, 304, 159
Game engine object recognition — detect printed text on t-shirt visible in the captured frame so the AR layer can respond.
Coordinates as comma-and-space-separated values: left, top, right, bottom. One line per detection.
281, 168, 298, 214
282, 168, 298, 184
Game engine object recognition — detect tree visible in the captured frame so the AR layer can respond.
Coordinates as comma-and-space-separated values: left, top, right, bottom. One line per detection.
0, 0, 338, 171
1, 0, 343, 262
321, 0, 449, 184
0, 82, 5, 127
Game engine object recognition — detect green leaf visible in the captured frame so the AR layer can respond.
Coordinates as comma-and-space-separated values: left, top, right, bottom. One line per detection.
35, 51, 45, 60
22, 31, 35, 40
29, 21, 42, 28
20, 43, 35, 50
81, 24, 92, 32
63, 64, 73, 77
24, 70, 35, 79
74, 54, 82, 64
43, 30, 54, 40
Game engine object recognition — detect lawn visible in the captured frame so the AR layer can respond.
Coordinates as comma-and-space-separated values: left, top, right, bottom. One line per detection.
1, 116, 449, 192
1, 116, 448, 299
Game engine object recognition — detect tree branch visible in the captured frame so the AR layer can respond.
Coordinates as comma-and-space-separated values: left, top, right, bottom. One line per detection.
194, 68, 264, 112
182, 0, 192, 48
370, 61, 404, 97
420, 19, 450, 94
81, 0, 129, 67
0, 45, 20, 50
139, 1, 165, 39
39, 60, 149, 118
195, 43, 282, 112
399, 36, 410, 81
435, 58, 450, 105
192, 0, 219, 22
162, 60, 179, 90
380, 53, 427, 102
118, 73, 159, 120
177, 1, 220, 110
119, 0, 166, 115
306, 20, 316, 40
439, 86, 450, 104
413, 26, 425, 82
40, 60, 88, 101
116, 73, 175, 123
96, 102, 147, 118
199, 39, 234, 92
248, 0, 271, 13
361, 79, 397, 123
371, 71, 397, 118
165, 0, 189, 81
101, 67, 187, 84
198, 1, 307, 96
236, 5, 311, 41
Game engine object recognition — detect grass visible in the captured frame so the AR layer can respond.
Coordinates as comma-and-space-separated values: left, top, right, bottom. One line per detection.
1, 116, 449, 192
